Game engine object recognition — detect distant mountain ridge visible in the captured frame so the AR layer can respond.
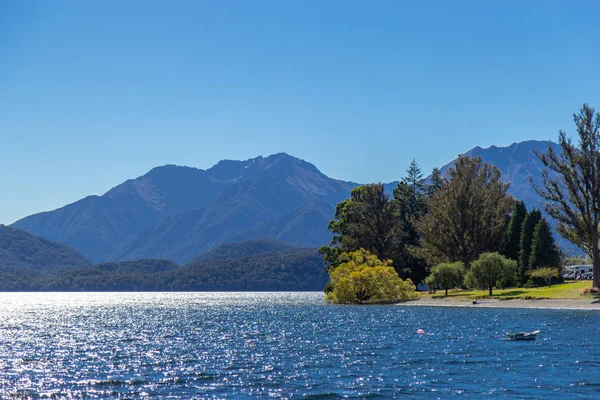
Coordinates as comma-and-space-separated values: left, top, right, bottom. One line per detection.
13, 153, 360, 263
12, 141, 572, 263
438, 140, 559, 212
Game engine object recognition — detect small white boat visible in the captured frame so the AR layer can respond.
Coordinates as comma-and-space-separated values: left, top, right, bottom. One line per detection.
506, 330, 539, 341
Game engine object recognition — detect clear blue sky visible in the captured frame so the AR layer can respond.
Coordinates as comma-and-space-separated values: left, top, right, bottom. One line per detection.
1, 0, 599, 224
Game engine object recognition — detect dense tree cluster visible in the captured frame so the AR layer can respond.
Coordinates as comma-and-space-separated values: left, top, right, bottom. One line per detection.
321, 148, 571, 299
320, 160, 429, 283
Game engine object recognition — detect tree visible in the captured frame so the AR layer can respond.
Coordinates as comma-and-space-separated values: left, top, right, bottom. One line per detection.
529, 218, 561, 270
533, 104, 600, 288
325, 249, 417, 304
413, 155, 513, 267
403, 159, 426, 199
320, 184, 404, 271
465, 252, 517, 296
392, 161, 429, 282
563, 255, 589, 266
427, 167, 446, 197
518, 209, 542, 281
529, 267, 560, 287
502, 200, 527, 262
425, 262, 465, 296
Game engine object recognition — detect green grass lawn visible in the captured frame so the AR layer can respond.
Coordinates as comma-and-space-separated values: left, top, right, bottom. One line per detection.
421, 280, 593, 300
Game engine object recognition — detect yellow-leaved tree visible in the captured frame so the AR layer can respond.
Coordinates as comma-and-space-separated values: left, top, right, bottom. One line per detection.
326, 249, 417, 304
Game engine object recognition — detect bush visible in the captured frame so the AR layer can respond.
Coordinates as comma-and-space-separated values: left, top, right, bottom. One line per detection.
464, 252, 518, 296
326, 249, 417, 304
425, 262, 465, 296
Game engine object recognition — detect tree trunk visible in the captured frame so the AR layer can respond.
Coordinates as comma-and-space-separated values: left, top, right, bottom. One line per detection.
445, 287, 448, 296
593, 232, 600, 289
489, 284, 493, 296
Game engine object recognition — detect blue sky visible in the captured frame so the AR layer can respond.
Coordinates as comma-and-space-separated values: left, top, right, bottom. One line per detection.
1, 0, 599, 224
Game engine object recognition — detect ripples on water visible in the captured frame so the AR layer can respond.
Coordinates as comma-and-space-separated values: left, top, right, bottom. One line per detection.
0, 292, 599, 398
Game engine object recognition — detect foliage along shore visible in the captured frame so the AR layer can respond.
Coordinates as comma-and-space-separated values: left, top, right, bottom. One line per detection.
321, 104, 600, 304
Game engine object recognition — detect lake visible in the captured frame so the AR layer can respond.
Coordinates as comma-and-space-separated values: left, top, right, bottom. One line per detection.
0, 292, 598, 398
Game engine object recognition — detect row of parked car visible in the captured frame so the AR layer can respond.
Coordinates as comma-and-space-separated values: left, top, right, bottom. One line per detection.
564, 271, 593, 280
563, 265, 593, 280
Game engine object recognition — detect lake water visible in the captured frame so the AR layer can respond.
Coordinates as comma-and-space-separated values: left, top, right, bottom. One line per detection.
0, 292, 599, 399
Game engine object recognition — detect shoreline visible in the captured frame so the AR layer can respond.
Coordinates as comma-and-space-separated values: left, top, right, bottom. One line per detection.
399, 297, 600, 310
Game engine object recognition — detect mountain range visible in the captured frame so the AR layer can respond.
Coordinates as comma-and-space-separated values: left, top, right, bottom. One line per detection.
11, 140, 568, 265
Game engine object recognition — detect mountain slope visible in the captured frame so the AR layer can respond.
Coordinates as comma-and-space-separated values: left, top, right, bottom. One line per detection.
437, 140, 578, 253
0, 239, 326, 291
0, 225, 91, 272
175, 247, 327, 291
439, 140, 559, 211
12, 165, 233, 262
110, 154, 357, 263
188, 238, 298, 264
13, 153, 359, 263
12, 143, 569, 264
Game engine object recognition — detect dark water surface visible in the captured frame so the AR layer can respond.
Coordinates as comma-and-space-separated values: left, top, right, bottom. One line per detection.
0, 292, 598, 399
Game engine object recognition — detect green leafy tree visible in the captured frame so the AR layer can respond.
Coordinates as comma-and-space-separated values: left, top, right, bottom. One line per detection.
519, 209, 542, 281
413, 155, 513, 267
563, 255, 589, 266
425, 262, 465, 296
533, 104, 600, 288
326, 249, 417, 304
502, 200, 527, 262
529, 267, 560, 287
529, 218, 561, 270
465, 252, 517, 296
321, 159, 431, 282
319, 184, 404, 272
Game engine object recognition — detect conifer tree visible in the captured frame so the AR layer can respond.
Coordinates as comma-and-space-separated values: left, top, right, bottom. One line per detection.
502, 200, 527, 262
427, 167, 445, 197
403, 159, 425, 198
519, 209, 542, 280
529, 218, 560, 270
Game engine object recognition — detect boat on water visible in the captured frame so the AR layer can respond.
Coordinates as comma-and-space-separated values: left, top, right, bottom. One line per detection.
507, 330, 539, 341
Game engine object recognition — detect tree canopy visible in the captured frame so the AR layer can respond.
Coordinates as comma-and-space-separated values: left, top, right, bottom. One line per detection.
529, 218, 560, 270
465, 252, 517, 296
413, 155, 513, 267
518, 209, 542, 281
529, 267, 560, 287
502, 200, 527, 262
321, 160, 430, 283
425, 262, 465, 296
325, 249, 417, 304
534, 104, 600, 288
320, 184, 404, 270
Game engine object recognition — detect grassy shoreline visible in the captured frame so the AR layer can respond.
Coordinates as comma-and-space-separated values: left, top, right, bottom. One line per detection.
418, 280, 593, 300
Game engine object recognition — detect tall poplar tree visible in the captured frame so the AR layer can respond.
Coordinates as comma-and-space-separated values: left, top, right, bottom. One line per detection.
529, 218, 560, 270
534, 104, 600, 288
502, 200, 527, 262
519, 209, 542, 281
